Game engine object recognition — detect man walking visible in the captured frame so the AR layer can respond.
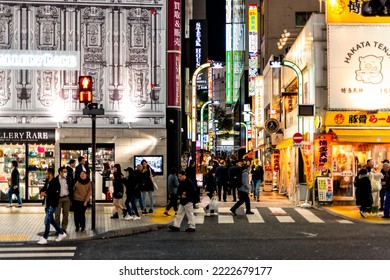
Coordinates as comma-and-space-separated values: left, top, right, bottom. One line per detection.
230, 164, 254, 215
54, 166, 74, 234
37, 168, 67, 245
215, 160, 229, 202
168, 171, 196, 232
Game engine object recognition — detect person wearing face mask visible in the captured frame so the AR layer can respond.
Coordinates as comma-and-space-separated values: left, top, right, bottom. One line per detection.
54, 166, 74, 234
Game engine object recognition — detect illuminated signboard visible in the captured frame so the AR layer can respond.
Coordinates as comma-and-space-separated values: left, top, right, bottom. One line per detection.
226, 0, 233, 104
327, 0, 390, 24
0, 50, 79, 70
190, 20, 208, 90
248, 4, 258, 97
328, 25, 390, 110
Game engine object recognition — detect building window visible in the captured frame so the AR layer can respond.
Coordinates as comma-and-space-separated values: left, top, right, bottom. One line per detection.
295, 12, 313, 27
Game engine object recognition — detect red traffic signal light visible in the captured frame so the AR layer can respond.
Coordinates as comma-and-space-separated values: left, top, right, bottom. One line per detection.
78, 76, 93, 104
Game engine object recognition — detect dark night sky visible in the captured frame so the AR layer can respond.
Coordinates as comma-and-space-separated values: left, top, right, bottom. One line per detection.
206, 0, 226, 62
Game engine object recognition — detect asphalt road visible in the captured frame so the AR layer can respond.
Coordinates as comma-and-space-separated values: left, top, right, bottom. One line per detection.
69, 209, 390, 260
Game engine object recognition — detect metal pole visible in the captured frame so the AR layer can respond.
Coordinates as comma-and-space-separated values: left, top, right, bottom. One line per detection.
91, 114, 96, 230
200, 100, 212, 150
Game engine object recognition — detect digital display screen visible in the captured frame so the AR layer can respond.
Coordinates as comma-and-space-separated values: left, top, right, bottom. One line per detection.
134, 155, 163, 175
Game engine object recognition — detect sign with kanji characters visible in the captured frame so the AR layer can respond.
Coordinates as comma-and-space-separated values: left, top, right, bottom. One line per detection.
314, 133, 333, 166
325, 111, 390, 127
317, 176, 333, 203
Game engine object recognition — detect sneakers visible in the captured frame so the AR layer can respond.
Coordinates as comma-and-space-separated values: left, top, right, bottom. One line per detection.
122, 209, 127, 218
55, 232, 67, 242
148, 209, 153, 213
360, 211, 367, 218
16, 204, 22, 208
133, 216, 141, 220
80, 228, 86, 232
37, 237, 48, 245
163, 212, 171, 217
124, 214, 133, 221
142, 209, 148, 215
168, 225, 180, 232
246, 211, 255, 214
185, 228, 196, 232
230, 208, 237, 216
6, 204, 13, 208
110, 212, 119, 219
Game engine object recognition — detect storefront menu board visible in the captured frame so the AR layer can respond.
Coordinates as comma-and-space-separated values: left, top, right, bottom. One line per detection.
317, 176, 333, 202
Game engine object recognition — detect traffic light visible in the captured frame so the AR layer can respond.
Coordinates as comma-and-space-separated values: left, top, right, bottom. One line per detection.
78, 76, 93, 104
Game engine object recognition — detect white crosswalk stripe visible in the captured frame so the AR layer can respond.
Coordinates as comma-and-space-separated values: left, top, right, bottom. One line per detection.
269, 207, 295, 223
295, 208, 325, 223
0, 246, 77, 259
246, 208, 265, 223
192, 207, 353, 225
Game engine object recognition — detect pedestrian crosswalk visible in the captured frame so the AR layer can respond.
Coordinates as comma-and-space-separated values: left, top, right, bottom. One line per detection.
194, 207, 354, 224
0, 246, 77, 259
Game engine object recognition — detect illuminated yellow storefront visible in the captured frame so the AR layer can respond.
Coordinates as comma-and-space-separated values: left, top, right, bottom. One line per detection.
325, 111, 390, 201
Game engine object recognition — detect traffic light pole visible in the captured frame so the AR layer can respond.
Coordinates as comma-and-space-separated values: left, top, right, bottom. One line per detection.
82, 103, 104, 231
91, 114, 96, 230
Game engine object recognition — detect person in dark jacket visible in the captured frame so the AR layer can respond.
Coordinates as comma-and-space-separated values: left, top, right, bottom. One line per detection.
135, 164, 147, 214
164, 167, 179, 216
215, 160, 229, 202
111, 163, 125, 219
123, 167, 141, 220
168, 171, 196, 232
75, 156, 89, 183
141, 159, 156, 213
7, 160, 22, 207
229, 160, 244, 202
204, 168, 218, 215
54, 166, 74, 234
355, 168, 372, 218
251, 160, 264, 202
185, 159, 198, 204
37, 168, 67, 244
101, 162, 111, 200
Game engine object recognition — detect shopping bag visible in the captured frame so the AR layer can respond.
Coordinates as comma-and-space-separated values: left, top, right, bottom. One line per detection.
151, 177, 159, 190
199, 196, 211, 208
209, 197, 218, 211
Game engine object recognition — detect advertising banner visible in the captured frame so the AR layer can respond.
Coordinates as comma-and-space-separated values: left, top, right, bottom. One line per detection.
328, 25, 390, 110
167, 0, 181, 108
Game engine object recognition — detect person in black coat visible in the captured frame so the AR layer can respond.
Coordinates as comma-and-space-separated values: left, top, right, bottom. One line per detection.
135, 164, 147, 214
54, 166, 74, 234
141, 159, 156, 213
123, 167, 141, 220
355, 168, 372, 218
110, 163, 125, 219
229, 160, 244, 202
37, 168, 66, 244
7, 160, 22, 207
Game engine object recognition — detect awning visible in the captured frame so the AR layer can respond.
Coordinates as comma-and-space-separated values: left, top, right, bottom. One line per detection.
331, 129, 390, 143
275, 137, 293, 149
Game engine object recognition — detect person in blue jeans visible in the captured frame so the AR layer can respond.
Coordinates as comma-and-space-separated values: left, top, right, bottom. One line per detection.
7, 160, 22, 207
37, 168, 67, 245
251, 160, 264, 202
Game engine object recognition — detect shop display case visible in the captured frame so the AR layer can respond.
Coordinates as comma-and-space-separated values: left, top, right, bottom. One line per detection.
27, 144, 55, 200
0, 144, 26, 200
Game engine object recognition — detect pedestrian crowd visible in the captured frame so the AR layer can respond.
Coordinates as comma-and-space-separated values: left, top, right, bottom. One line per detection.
354, 159, 390, 219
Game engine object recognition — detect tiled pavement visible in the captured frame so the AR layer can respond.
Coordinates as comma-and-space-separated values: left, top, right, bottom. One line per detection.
1, 192, 388, 243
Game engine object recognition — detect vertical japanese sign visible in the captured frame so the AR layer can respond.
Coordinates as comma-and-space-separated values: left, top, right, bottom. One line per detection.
167, 0, 181, 107
226, 0, 233, 104
301, 143, 313, 188
314, 133, 332, 166
248, 4, 258, 97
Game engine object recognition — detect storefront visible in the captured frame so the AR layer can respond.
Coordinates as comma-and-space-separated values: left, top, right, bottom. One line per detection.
323, 111, 390, 202
0, 129, 55, 202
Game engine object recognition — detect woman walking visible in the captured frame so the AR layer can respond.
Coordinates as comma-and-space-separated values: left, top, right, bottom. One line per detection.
111, 163, 125, 219
72, 171, 92, 232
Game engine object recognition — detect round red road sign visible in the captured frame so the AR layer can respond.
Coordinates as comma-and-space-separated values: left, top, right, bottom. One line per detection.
293, 132, 303, 144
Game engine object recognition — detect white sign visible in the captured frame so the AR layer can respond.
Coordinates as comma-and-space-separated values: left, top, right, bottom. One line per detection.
328, 25, 390, 110
0, 50, 80, 70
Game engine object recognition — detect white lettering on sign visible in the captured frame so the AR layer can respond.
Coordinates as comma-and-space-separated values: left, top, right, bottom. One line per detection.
195, 22, 202, 68
0, 50, 80, 70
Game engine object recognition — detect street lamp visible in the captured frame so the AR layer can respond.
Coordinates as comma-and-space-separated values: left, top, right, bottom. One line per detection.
270, 58, 303, 134
200, 100, 219, 150
235, 122, 248, 153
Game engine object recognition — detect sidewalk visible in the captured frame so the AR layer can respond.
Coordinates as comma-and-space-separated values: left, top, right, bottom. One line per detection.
0, 193, 388, 243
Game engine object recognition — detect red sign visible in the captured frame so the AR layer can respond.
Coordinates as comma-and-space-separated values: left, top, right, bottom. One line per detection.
293, 132, 303, 144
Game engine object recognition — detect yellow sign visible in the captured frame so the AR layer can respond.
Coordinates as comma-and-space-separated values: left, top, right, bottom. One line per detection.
325, 111, 390, 127
327, 0, 390, 23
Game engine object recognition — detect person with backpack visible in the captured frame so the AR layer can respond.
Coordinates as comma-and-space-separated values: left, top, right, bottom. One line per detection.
168, 170, 197, 232
230, 164, 254, 215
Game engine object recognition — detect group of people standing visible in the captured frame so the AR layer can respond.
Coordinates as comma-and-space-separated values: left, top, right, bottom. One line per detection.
109, 160, 156, 220
37, 156, 92, 244
355, 159, 390, 218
